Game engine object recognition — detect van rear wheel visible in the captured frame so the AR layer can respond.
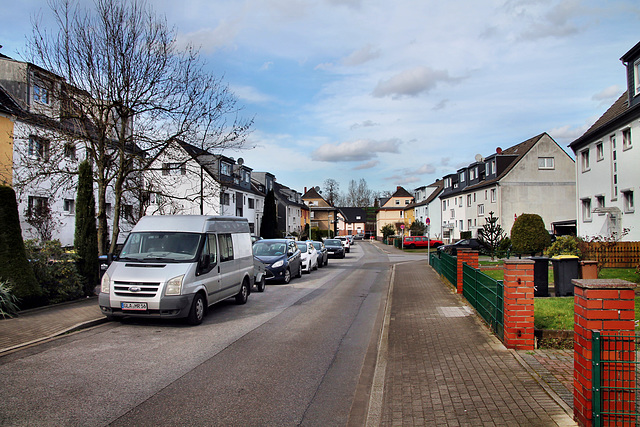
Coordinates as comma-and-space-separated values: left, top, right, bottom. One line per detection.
187, 293, 205, 325
235, 279, 249, 304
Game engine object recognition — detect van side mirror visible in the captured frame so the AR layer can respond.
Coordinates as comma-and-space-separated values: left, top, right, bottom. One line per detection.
201, 254, 211, 270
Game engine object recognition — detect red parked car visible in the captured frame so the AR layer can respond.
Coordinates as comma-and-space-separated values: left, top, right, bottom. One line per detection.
402, 236, 443, 249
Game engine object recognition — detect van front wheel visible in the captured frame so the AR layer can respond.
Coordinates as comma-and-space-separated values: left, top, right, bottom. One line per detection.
187, 293, 205, 325
235, 279, 249, 304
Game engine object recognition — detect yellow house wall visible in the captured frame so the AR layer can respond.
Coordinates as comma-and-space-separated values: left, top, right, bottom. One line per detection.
0, 115, 14, 186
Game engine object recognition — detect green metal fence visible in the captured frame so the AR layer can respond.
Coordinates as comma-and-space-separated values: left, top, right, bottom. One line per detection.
438, 251, 457, 287
462, 263, 504, 340
592, 331, 640, 426
429, 252, 441, 273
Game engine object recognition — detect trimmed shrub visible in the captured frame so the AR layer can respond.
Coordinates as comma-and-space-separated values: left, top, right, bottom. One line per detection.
0, 185, 40, 307
545, 235, 582, 258
510, 213, 551, 255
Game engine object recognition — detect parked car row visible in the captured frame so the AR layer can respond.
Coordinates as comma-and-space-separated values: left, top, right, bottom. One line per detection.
402, 236, 443, 249
99, 216, 356, 327
252, 236, 348, 285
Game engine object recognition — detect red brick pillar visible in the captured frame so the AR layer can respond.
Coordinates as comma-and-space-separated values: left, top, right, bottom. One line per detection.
573, 279, 636, 427
502, 259, 535, 350
456, 249, 479, 294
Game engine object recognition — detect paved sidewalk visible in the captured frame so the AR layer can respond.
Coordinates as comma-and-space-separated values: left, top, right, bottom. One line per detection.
0, 297, 105, 355
375, 258, 576, 426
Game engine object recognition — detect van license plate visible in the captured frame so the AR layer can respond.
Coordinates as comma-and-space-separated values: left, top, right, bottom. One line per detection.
121, 302, 147, 311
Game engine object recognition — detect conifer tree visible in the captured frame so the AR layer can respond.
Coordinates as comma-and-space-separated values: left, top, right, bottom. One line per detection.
0, 185, 40, 305
74, 161, 99, 295
477, 211, 506, 260
260, 190, 279, 238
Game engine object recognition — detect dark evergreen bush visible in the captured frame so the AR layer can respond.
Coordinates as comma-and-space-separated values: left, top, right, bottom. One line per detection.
24, 240, 83, 304
0, 185, 40, 307
75, 160, 99, 295
260, 190, 279, 238
510, 213, 551, 255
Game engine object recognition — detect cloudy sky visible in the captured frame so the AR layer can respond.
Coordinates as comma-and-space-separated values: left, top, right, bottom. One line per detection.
2, 0, 639, 196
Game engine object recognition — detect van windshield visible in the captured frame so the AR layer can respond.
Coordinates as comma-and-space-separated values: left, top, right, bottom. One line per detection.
119, 232, 202, 262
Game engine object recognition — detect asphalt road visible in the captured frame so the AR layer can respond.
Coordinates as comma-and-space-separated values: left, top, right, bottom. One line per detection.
0, 242, 401, 426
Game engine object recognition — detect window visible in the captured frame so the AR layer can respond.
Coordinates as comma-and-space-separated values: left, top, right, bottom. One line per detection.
28, 136, 50, 161
33, 81, 50, 104
596, 142, 604, 161
469, 168, 476, 180
581, 198, 592, 222
248, 198, 255, 209
490, 188, 496, 203
484, 190, 488, 200
623, 190, 634, 213
64, 143, 77, 160
63, 199, 75, 213
219, 234, 234, 262
221, 193, 230, 206
444, 177, 451, 188
122, 204, 134, 222
458, 197, 462, 207
634, 58, 640, 96
220, 162, 232, 176
538, 157, 555, 169
405, 199, 410, 205
596, 195, 605, 214
467, 219, 472, 229
27, 196, 49, 217
162, 162, 186, 176
622, 128, 632, 150
395, 199, 400, 205
467, 194, 472, 207
459, 172, 465, 183
581, 149, 590, 172
450, 209, 455, 219
459, 220, 463, 230
477, 204, 484, 216
105, 203, 112, 218
611, 135, 618, 199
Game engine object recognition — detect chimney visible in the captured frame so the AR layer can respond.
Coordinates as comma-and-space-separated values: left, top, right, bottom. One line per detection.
397, 186, 401, 190
304, 187, 307, 194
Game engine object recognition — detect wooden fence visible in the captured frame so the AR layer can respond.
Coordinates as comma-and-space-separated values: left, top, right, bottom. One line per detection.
581, 241, 640, 268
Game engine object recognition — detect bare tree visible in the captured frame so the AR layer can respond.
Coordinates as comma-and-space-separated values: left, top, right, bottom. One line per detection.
323, 178, 340, 207
23, 0, 252, 254
343, 178, 373, 207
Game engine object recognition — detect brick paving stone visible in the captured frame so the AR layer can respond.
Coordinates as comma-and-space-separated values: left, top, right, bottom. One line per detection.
380, 260, 576, 426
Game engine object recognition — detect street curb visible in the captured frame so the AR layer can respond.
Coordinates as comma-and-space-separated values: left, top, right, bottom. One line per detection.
511, 349, 575, 420
364, 263, 395, 427
0, 317, 108, 357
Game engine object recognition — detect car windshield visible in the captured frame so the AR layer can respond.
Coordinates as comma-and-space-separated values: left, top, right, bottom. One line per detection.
119, 232, 202, 262
253, 242, 288, 256
296, 242, 308, 251
312, 242, 322, 249
325, 239, 341, 245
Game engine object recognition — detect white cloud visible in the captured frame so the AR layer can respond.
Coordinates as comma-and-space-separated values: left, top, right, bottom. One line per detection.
341, 44, 381, 66
312, 138, 402, 162
592, 85, 623, 106
350, 120, 379, 130
549, 115, 600, 144
372, 67, 462, 99
354, 160, 380, 170
231, 85, 275, 104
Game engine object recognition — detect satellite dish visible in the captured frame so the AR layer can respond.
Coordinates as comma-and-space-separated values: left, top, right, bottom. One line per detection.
314, 186, 320, 192
475, 154, 483, 162
237, 158, 244, 165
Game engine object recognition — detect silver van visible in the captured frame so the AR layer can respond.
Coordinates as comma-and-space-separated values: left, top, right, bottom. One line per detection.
99, 215, 254, 325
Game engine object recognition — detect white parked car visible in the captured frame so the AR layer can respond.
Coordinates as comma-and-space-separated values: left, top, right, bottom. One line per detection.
336, 236, 351, 253
296, 241, 319, 273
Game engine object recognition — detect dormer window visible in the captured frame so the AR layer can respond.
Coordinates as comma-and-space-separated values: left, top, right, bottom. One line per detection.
220, 162, 232, 176
459, 172, 465, 182
634, 58, 640, 97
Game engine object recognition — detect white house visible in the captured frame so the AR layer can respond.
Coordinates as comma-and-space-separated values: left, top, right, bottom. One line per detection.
412, 180, 444, 239
439, 133, 576, 243
1, 54, 135, 246
569, 41, 640, 241
146, 140, 265, 235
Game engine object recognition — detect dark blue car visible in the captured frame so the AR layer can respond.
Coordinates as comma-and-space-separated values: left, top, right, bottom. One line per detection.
253, 239, 302, 283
